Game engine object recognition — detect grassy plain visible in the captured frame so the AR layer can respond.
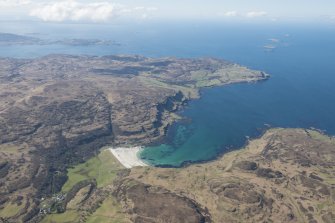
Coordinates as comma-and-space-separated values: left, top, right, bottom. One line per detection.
62, 149, 124, 192
43, 148, 127, 223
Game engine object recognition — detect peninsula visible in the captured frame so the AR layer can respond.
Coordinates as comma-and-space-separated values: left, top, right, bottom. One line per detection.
0, 54, 268, 222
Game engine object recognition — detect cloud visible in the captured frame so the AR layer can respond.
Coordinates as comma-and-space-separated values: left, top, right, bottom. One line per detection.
129, 6, 157, 19
245, 11, 268, 18
223, 11, 238, 17
29, 1, 121, 22
0, 0, 31, 7
218, 10, 269, 20
29, 1, 157, 22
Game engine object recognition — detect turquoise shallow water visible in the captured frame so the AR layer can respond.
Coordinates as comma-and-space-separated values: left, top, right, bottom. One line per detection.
1, 21, 335, 167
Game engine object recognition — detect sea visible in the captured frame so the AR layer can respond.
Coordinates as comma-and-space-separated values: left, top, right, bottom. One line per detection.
1, 20, 335, 167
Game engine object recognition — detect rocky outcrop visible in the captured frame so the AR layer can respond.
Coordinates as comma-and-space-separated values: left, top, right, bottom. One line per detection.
113, 179, 211, 223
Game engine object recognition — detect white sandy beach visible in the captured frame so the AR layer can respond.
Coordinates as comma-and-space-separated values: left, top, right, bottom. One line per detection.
109, 146, 148, 168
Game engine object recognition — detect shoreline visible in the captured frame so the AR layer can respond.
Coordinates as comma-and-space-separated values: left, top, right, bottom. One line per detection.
109, 146, 149, 169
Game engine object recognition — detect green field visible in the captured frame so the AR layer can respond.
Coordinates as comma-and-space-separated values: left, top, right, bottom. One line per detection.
41, 210, 79, 223
0, 203, 21, 218
86, 197, 130, 223
42, 196, 128, 223
62, 149, 124, 192
42, 149, 128, 223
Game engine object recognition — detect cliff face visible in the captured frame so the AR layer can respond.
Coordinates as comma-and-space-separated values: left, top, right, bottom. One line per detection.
112, 90, 187, 145
0, 55, 267, 222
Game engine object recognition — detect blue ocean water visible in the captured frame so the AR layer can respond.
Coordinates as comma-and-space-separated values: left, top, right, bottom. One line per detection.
1, 21, 335, 166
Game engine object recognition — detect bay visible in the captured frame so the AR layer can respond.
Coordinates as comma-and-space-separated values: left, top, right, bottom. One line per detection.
1, 21, 335, 166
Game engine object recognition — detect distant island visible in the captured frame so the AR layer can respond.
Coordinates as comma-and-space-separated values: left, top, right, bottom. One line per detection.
0, 32, 121, 46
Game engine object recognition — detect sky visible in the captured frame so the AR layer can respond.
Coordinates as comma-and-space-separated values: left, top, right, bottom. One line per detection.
0, 0, 334, 23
